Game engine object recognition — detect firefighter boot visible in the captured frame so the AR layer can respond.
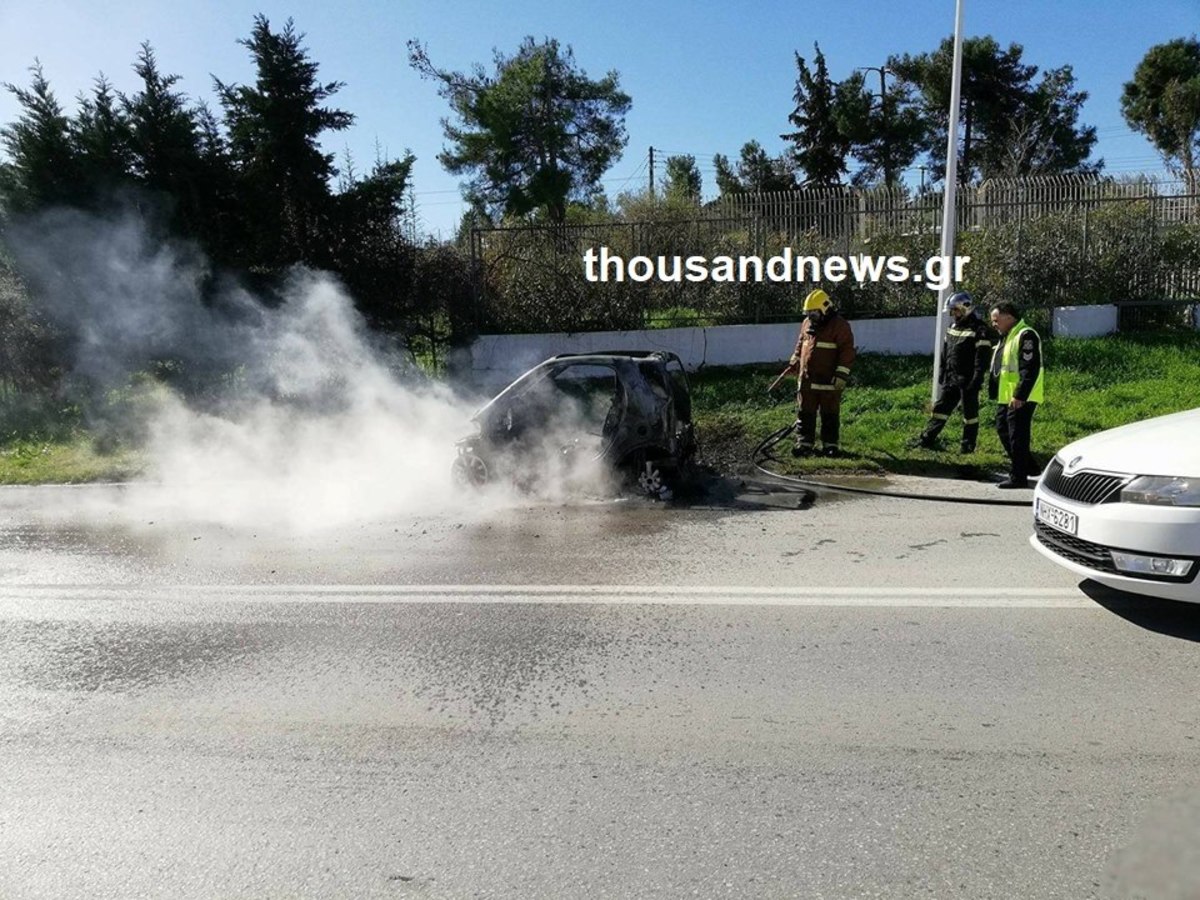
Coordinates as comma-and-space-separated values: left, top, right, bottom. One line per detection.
792, 411, 817, 457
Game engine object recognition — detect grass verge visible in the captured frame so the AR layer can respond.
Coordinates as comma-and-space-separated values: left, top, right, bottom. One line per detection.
691, 331, 1200, 479
2, 331, 1198, 484
0, 434, 144, 485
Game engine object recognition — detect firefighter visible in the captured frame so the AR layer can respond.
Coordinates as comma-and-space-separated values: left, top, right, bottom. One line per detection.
988, 301, 1044, 489
789, 289, 856, 457
911, 291, 995, 453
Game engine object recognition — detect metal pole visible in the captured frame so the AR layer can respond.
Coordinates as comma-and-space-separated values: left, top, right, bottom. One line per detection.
878, 67, 890, 189
856, 66, 892, 188
930, 0, 965, 407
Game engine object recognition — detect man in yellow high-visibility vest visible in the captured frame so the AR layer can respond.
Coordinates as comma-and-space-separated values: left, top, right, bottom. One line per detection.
988, 302, 1044, 490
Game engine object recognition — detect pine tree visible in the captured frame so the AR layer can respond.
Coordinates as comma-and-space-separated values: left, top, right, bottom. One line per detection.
783, 44, 852, 187
663, 154, 702, 202
409, 36, 631, 224
0, 62, 84, 211
122, 43, 210, 235
890, 36, 1099, 182
217, 15, 354, 267
712, 141, 795, 197
72, 75, 134, 203
1122, 38, 1200, 188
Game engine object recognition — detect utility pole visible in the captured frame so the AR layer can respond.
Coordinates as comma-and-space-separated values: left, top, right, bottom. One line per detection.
649, 146, 655, 196
856, 65, 893, 188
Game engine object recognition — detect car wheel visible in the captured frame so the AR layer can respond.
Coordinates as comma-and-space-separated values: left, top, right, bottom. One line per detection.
451, 453, 489, 488
628, 454, 674, 501
637, 461, 664, 495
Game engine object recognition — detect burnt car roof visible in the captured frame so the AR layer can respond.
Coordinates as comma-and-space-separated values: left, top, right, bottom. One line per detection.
472, 351, 686, 424
548, 350, 683, 363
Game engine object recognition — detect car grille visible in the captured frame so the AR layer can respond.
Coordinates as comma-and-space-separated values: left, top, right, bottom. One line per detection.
1034, 520, 1198, 583
1040, 458, 1129, 505
1034, 520, 1119, 575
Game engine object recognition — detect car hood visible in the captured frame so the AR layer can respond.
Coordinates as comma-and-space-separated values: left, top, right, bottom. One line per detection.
1054, 407, 1200, 477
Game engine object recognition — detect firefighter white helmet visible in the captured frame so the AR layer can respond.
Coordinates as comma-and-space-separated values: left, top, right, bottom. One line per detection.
945, 291, 972, 312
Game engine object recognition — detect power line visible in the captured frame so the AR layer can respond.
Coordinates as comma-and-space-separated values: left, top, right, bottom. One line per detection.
607, 158, 649, 195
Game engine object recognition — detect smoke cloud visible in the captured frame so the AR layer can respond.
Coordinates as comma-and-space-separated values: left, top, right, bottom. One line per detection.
6, 208, 615, 532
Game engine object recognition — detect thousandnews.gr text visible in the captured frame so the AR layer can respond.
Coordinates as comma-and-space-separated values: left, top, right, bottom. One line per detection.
582, 246, 971, 293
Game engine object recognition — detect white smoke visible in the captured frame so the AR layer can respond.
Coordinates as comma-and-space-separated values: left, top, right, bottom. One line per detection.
133, 275, 483, 531
6, 208, 619, 532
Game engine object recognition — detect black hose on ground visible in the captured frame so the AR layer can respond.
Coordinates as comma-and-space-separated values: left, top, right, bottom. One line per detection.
751, 422, 1035, 508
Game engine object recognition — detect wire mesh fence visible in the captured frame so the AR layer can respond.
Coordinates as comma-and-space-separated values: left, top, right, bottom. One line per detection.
1115, 298, 1199, 333
470, 173, 1200, 334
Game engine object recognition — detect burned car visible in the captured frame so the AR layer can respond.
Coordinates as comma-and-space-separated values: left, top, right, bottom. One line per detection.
452, 351, 697, 498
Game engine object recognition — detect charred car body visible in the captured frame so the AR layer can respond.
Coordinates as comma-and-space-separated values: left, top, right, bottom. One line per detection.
452, 351, 697, 498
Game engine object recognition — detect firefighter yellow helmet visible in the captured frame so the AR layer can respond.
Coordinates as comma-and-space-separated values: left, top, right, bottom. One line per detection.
803, 289, 832, 315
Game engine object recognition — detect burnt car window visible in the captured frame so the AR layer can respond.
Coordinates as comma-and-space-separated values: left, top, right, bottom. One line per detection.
665, 358, 692, 422
639, 361, 671, 401
549, 364, 624, 437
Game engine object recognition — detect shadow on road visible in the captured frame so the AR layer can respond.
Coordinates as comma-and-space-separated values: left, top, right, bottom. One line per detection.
1080, 579, 1200, 643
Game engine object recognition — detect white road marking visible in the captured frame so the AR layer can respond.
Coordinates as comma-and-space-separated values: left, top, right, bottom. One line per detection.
0, 584, 1094, 607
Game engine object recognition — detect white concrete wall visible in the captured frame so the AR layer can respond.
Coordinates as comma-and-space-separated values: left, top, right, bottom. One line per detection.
1053, 304, 1117, 338
468, 316, 938, 391
465, 305, 1154, 390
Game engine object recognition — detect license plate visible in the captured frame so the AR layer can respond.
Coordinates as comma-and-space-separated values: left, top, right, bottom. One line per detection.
1036, 498, 1078, 535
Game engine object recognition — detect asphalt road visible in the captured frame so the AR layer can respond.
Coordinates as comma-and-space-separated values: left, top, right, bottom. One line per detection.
3, 481, 1200, 899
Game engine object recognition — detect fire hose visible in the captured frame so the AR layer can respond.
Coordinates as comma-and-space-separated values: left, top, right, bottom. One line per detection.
751, 386, 1035, 508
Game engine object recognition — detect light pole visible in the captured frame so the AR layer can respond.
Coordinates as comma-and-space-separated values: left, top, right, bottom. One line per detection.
930, 0, 965, 408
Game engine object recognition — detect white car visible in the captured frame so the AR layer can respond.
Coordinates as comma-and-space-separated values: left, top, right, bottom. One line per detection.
1030, 407, 1200, 603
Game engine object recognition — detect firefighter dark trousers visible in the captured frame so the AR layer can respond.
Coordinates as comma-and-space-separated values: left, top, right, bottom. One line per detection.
796, 386, 842, 450
995, 402, 1038, 482
921, 383, 980, 451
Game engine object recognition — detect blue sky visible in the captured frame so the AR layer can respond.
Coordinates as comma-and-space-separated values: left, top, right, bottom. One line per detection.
1, 0, 1196, 237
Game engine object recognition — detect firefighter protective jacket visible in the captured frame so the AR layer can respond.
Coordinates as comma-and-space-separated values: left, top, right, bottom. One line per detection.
791, 312, 856, 388
941, 311, 996, 390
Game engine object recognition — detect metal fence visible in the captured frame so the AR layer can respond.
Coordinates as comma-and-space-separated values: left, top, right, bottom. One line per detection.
470, 173, 1200, 334
707, 173, 1200, 237
1115, 298, 1199, 332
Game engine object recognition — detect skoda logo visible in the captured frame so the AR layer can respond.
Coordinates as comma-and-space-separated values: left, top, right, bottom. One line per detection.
1066, 455, 1083, 471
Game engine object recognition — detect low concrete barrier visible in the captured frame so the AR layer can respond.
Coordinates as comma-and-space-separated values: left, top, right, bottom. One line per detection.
466, 306, 1124, 390
468, 316, 939, 390
1053, 305, 1117, 338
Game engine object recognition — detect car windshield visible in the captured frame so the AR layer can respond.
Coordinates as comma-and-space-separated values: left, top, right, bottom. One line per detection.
474, 360, 626, 438
472, 362, 558, 420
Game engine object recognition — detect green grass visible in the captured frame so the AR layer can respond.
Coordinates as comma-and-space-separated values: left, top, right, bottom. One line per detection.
0, 435, 144, 484
691, 331, 1200, 478
3, 331, 1198, 484
643, 306, 722, 328
0, 378, 151, 485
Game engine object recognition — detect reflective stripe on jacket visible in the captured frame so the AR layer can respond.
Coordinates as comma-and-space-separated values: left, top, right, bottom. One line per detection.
790, 313, 856, 386
942, 312, 996, 388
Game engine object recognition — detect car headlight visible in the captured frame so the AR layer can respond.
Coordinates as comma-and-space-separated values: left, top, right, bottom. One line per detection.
1120, 475, 1200, 507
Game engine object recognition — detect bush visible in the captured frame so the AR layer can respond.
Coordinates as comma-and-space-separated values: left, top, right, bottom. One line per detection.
464, 190, 1200, 334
